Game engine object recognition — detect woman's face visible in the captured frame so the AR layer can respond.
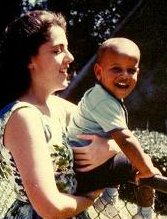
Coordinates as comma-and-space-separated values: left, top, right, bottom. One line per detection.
30, 26, 74, 93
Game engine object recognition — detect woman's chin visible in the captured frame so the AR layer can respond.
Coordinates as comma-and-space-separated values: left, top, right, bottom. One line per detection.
62, 80, 69, 88
56, 82, 69, 92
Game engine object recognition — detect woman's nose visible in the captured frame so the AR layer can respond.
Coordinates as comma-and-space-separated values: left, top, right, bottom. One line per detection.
65, 50, 74, 63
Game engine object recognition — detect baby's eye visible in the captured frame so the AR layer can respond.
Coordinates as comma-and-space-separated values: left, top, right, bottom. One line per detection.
127, 68, 137, 75
111, 67, 122, 74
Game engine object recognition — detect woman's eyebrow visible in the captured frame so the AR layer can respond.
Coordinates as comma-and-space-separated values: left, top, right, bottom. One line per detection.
52, 43, 66, 49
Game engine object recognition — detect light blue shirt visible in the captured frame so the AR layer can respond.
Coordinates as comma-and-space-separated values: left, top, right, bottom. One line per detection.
68, 83, 128, 146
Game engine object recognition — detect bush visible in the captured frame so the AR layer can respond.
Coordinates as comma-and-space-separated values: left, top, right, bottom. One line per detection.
119, 129, 167, 214
133, 129, 167, 176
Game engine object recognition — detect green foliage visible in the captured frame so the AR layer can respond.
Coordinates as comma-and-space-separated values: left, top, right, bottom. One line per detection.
120, 129, 167, 214
53, 0, 141, 73
133, 129, 167, 176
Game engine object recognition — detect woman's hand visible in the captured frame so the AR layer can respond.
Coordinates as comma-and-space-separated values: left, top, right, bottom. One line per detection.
83, 189, 104, 201
72, 134, 120, 172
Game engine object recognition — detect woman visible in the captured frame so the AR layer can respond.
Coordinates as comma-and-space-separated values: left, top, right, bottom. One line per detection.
0, 10, 102, 219
0, 9, 160, 219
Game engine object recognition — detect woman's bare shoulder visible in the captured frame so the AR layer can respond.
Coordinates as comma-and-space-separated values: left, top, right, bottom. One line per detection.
49, 95, 77, 111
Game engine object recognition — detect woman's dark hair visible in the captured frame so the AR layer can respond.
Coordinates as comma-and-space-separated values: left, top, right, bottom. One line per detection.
0, 10, 66, 108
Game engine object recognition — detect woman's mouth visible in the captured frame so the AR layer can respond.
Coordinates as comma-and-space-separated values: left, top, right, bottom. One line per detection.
60, 69, 67, 74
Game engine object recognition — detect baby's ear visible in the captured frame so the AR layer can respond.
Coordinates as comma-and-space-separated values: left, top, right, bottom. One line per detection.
94, 63, 102, 81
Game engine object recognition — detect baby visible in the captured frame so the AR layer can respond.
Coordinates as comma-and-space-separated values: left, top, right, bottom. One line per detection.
68, 37, 159, 219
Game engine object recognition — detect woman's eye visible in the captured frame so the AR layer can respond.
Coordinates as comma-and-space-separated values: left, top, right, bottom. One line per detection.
54, 49, 62, 55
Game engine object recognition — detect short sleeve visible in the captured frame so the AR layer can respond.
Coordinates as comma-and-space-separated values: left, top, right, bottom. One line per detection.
90, 98, 128, 132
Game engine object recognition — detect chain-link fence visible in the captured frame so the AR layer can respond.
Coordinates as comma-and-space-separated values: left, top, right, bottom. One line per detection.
88, 180, 167, 219
1, 175, 167, 219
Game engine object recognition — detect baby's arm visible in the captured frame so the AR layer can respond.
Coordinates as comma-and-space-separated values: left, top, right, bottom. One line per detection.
111, 128, 160, 179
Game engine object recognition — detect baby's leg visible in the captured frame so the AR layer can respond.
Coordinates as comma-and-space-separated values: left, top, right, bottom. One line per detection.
76, 152, 135, 193
75, 152, 134, 194
99, 187, 119, 204
133, 185, 155, 219
76, 152, 155, 219
75, 152, 134, 217
135, 185, 155, 207
106, 152, 155, 218
93, 187, 119, 217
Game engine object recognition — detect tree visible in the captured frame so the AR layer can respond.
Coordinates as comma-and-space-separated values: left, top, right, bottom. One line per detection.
1, 0, 166, 132
60, 0, 144, 103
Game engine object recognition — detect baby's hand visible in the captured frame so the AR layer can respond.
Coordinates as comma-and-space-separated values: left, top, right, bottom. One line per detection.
135, 166, 161, 184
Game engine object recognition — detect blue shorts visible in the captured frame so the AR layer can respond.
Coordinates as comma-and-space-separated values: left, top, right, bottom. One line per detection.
76, 152, 136, 194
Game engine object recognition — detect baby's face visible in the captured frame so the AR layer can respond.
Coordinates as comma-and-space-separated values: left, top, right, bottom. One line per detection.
94, 51, 139, 99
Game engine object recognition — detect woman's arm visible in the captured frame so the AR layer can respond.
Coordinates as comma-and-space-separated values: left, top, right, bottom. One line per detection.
55, 97, 121, 172
4, 108, 98, 219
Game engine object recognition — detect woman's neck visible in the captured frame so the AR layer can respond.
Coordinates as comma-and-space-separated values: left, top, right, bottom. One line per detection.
19, 91, 51, 116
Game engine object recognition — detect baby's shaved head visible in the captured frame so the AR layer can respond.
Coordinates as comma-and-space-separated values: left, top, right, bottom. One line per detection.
97, 37, 140, 64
